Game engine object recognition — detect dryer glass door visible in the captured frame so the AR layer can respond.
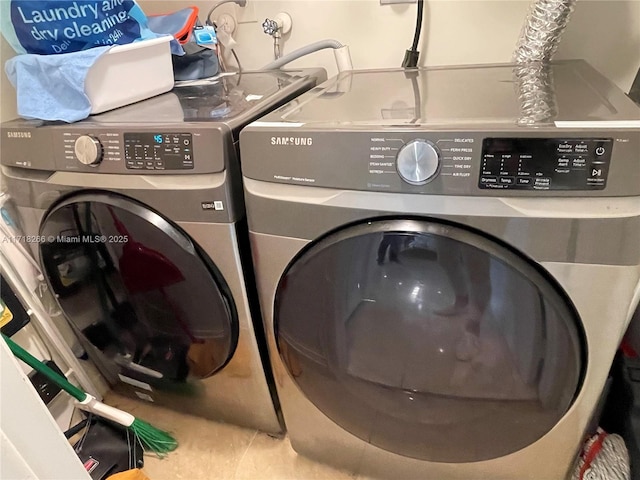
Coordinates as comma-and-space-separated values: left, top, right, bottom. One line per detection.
39, 192, 238, 389
275, 219, 584, 463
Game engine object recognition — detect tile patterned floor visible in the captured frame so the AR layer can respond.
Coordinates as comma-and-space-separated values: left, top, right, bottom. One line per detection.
105, 392, 358, 480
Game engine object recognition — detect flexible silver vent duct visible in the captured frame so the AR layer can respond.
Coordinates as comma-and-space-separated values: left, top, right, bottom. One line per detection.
514, 0, 577, 63
513, 62, 558, 126
513, 0, 577, 125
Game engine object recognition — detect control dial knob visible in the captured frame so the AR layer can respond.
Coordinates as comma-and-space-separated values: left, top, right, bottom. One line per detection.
74, 135, 103, 166
396, 139, 441, 185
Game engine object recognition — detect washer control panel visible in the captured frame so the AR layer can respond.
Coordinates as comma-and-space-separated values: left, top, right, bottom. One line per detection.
124, 133, 194, 171
479, 138, 613, 190
1, 124, 223, 174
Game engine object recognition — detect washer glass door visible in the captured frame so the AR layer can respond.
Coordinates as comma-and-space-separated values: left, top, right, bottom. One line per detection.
39, 192, 238, 388
275, 219, 584, 463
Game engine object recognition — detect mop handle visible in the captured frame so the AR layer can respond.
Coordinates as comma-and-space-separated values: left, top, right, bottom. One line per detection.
2, 333, 87, 402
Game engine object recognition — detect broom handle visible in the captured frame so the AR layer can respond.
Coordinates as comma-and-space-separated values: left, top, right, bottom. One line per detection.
3, 334, 135, 427
2, 333, 87, 402
3, 335, 163, 445
76, 394, 135, 427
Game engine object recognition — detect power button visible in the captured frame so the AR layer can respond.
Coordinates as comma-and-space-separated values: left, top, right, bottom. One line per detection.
595, 146, 606, 156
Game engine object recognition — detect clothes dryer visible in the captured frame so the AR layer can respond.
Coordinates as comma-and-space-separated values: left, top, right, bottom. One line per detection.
240, 61, 640, 476
0, 68, 326, 434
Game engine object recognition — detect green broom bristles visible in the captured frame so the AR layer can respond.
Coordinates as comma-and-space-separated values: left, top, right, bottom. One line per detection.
131, 418, 178, 456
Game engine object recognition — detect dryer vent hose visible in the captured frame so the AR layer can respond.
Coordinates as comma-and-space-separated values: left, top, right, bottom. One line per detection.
512, 0, 577, 126
512, 61, 558, 126
513, 0, 577, 64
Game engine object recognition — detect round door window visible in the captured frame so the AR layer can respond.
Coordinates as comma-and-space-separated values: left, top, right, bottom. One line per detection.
39, 192, 238, 387
275, 219, 585, 463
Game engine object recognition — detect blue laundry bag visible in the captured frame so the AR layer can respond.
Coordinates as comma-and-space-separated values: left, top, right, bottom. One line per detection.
1, 0, 161, 55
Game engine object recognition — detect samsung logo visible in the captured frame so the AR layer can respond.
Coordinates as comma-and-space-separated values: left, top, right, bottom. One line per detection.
7, 131, 31, 138
270, 136, 313, 146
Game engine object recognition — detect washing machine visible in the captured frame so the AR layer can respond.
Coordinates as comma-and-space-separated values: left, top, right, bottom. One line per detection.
239, 60, 640, 478
0, 68, 326, 434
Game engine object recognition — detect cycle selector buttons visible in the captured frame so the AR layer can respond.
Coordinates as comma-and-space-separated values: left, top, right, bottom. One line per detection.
74, 135, 103, 166
396, 139, 441, 185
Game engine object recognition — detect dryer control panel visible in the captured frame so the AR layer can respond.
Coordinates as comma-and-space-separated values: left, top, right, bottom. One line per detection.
240, 129, 640, 197
479, 138, 613, 190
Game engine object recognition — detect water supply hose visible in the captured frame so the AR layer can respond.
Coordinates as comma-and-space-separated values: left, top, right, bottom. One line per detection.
262, 40, 353, 72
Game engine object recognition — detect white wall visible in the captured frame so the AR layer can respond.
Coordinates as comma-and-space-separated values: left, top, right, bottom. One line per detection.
1, 35, 18, 122
139, 0, 640, 89
1, 0, 639, 123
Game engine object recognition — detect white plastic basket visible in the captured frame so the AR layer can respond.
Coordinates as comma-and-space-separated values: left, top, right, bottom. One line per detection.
85, 36, 174, 115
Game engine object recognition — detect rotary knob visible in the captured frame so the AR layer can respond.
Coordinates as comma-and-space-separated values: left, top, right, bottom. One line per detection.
396, 139, 441, 185
74, 135, 103, 166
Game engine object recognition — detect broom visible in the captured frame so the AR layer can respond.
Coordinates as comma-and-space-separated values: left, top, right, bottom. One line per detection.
2, 333, 178, 456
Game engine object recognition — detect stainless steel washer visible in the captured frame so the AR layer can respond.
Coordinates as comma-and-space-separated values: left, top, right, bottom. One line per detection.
0, 68, 326, 434
240, 60, 640, 476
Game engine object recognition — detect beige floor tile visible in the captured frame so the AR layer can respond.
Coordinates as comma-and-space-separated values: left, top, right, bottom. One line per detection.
103, 392, 358, 480
104, 392, 258, 480
234, 434, 357, 480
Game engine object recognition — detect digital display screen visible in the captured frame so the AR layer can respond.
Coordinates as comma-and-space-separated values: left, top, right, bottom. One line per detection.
479, 138, 613, 191
124, 133, 193, 170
